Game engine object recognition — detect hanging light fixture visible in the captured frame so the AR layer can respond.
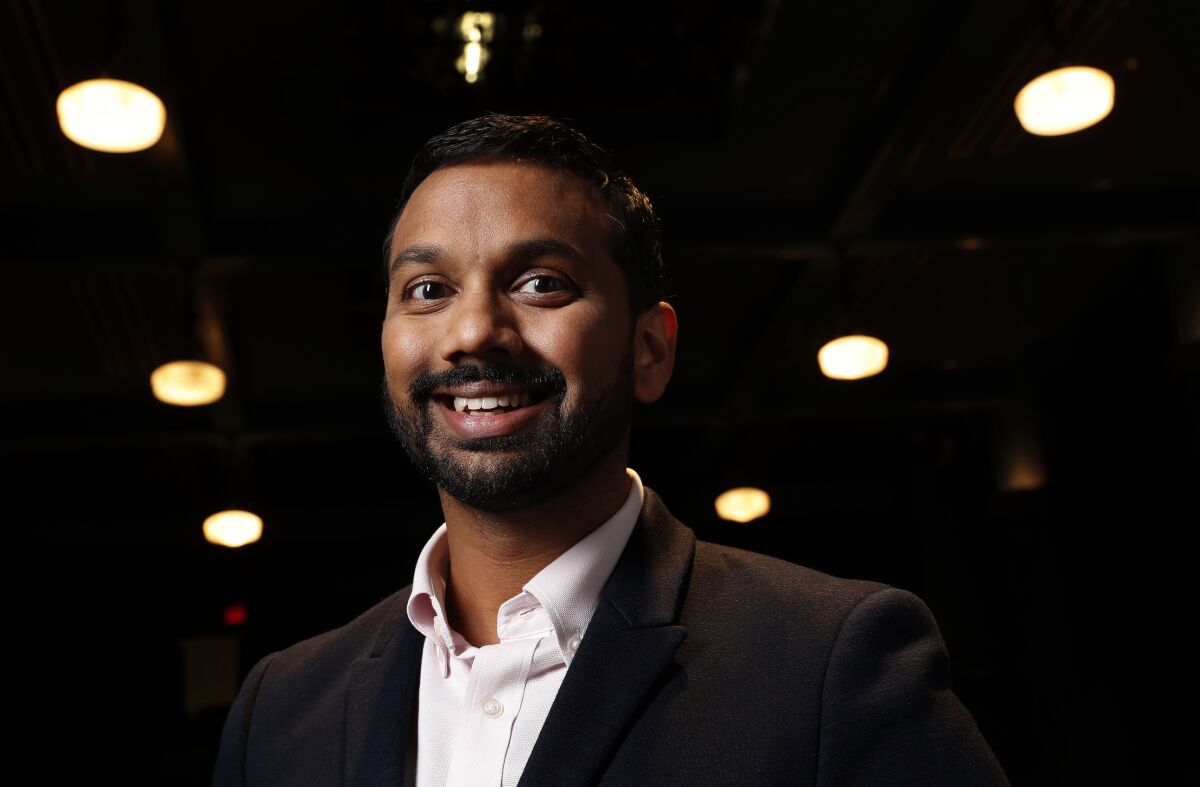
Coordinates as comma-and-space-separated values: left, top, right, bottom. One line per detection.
818, 257, 890, 381
818, 335, 889, 380
150, 359, 226, 406
1014, 0, 1115, 137
203, 509, 263, 548
151, 262, 231, 406
1014, 66, 1114, 136
715, 487, 771, 523
57, 78, 166, 153
204, 439, 261, 548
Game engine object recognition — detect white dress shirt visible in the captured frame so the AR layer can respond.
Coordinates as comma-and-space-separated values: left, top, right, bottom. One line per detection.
405, 468, 645, 787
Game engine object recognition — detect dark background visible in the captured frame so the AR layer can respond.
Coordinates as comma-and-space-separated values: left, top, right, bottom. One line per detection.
3, 0, 1198, 784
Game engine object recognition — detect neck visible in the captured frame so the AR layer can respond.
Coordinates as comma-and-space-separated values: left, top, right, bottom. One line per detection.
439, 452, 631, 647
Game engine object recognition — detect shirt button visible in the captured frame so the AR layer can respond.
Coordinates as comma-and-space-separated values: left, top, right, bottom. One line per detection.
482, 698, 503, 718
567, 634, 581, 653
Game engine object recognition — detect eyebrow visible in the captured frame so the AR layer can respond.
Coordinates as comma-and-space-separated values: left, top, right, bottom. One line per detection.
388, 243, 446, 281
387, 237, 588, 282
505, 237, 588, 266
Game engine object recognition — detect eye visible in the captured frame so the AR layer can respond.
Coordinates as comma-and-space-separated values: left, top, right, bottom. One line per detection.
516, 275, 569, 295
407, 281, 451, 301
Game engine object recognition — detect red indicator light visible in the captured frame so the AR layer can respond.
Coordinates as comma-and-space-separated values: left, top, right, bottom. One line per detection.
223, 603, 248, 626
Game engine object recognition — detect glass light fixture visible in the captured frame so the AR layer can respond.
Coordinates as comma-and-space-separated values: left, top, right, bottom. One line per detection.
150, 360, 226, 406
1014, 66, 1114, 136
818, 335, 889, 380
203, 510, 263, 548
56, 78, 166, 152
715, 487, 771, 523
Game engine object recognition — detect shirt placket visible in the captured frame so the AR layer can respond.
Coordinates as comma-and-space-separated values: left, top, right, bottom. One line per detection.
444, 636, 540, 786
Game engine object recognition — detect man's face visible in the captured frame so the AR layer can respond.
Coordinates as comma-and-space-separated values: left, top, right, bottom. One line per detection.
381, 161, 636, 511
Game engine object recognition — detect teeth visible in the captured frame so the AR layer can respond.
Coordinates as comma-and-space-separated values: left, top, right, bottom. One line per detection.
451, 392, 535, 412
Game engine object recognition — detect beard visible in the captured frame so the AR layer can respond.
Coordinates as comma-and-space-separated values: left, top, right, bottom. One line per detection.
382, 355, 632, 512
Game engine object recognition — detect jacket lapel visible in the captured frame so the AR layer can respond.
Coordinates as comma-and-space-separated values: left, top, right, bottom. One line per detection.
517, 488, 696, 787
343, 588, 424, 787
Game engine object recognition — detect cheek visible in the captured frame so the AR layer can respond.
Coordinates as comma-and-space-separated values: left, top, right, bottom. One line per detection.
381, 317, 431, 382
524, 307, 628, 399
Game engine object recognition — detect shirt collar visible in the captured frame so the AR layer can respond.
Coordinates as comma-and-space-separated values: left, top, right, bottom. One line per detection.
405, 468, 644, 670
523, 468, 643, 664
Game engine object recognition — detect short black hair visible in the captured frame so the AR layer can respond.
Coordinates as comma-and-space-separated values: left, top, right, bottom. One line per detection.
382, 114, 665, 313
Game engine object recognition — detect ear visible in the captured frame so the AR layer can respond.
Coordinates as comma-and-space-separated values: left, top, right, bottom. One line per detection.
632, 301, 678, 404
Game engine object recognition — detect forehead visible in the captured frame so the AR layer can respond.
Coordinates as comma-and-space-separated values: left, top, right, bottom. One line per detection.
391, 160, 614, 258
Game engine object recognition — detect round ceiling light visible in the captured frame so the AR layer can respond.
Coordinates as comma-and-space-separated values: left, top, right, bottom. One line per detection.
150, 360, 226, 406
818, 335, 889, 380
203, 510, 263, 548
1014, 66, 1114, 136
56, 78, 166, 153
715, 487, 771, 523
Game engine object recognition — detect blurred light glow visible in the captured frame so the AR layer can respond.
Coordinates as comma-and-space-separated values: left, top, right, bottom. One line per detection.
204, 510, 263, 548
56, 78, 166, 153
818, 335, 889, 380
1014, 66, 1114, 136
715, 487, 771, 523
458, 12, 495, 42
151, 360, 226, 406
996, 409, 1047, 492
223, 603, 248, 626
456, 12, 494, 83
459, 42, 486, 83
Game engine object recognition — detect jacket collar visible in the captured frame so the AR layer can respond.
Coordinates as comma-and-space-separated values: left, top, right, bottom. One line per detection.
517, 486, 695, 786
344, 589, 424, 786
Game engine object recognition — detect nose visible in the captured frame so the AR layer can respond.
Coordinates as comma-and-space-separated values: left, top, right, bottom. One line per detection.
438, 289, 524, 363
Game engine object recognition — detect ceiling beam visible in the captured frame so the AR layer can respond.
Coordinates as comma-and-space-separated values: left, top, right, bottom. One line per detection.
829, 0, 1030, 240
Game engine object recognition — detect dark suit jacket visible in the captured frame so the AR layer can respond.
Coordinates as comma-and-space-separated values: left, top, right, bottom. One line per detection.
214, 488, 1009, 786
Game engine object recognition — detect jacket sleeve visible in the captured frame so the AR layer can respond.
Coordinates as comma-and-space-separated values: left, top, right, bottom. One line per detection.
212, 653, 275, 787
815, 588, 1010, 786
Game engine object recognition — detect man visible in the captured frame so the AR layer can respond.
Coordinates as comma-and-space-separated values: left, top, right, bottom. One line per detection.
215, 114, 1009, 786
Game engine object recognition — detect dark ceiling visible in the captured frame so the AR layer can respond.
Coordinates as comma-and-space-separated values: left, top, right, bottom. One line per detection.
3, 0, 1198, 783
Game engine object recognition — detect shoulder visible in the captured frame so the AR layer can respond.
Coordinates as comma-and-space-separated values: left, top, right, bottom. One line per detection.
691, 538, 886, 615
255, 584, 414, 684
685, 539, 934, 652
215, 586, 421, 782
637, 485, 917, 644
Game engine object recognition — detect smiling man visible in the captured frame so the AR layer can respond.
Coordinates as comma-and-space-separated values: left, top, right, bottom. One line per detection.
214, 115, 1009, 786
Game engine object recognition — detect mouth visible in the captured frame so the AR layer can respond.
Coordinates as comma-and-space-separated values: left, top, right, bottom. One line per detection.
432, 384, 552, 414
445, 390, 535, 414
430, 384, 555, 439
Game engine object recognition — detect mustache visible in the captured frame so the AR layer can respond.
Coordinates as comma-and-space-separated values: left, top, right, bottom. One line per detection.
408, 361, 568, 404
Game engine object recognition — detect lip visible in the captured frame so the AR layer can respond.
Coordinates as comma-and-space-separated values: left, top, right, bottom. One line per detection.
433, 381, 531, 398
437, 396, 551, 439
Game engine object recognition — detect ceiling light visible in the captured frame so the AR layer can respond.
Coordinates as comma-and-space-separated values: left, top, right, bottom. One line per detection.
1014, 66, 1114, 136
56, 78, 166, 153
818, 335, 889, 380
715, 487, 771, 523
203, 510, 263, 548
150, 360, 226, 406
456, 12, 495, 84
